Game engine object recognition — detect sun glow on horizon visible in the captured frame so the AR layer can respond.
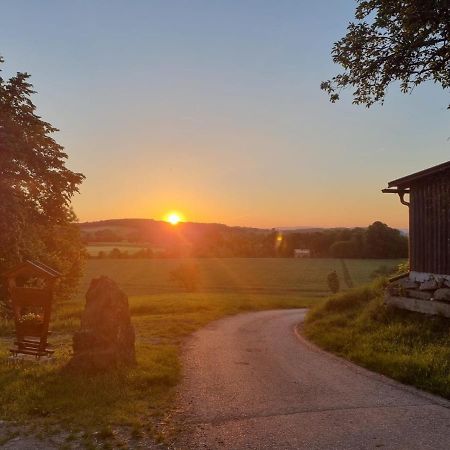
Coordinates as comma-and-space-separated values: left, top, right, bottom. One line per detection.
165, 212, 183, 225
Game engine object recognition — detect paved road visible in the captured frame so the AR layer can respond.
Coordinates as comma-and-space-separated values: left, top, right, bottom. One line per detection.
175, 309, 450, 450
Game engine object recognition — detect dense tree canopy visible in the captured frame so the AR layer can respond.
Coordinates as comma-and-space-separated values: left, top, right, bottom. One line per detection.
278, 222, 407, 259
321, 1, 450, 107
0, 56, 85, 306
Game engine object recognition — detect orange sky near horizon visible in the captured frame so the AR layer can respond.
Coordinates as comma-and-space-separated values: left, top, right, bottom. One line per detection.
72, 172, 410, 229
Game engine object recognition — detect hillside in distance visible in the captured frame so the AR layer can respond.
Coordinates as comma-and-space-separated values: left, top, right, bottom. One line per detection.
81, 218, 267, 243
79, 219, 333, 257
79, 218, 327, 243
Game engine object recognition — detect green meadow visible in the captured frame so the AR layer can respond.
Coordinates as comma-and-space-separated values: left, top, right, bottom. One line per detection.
0, 258, 404, 444
77, 257, 404, 296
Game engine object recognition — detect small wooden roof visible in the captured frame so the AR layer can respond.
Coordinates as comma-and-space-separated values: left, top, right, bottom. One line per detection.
3, 260, 61, 279
387, 160, 450, 189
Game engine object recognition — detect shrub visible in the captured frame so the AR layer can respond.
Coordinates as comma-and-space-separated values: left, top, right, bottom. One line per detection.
109, 248, 122, 258
169, 263, 200, 292
327, 270, 340, 294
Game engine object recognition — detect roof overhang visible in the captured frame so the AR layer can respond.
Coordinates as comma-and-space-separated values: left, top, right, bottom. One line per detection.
382, 160, 450, 207
3, 260, 61, 278
386, 160, 450, 189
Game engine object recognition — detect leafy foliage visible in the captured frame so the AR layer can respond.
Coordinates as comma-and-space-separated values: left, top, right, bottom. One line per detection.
321, 1, 450, 107
0, 56, 85, 305
283, 221, 407, 259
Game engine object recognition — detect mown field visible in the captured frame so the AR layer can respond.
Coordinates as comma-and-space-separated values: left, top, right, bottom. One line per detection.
0, 258, 404, 447
76, 257, 404, 297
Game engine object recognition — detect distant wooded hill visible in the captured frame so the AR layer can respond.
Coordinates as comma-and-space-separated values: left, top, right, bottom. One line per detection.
80, 219, 408, 259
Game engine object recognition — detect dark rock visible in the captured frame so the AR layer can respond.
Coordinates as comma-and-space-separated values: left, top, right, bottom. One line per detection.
419, 278, 441, 291
433, 288, 450, 302
407, 289, 432, 301
67, 276, 135, 373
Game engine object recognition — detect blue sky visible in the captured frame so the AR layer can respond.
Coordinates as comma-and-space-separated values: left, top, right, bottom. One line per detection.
1, 1, 449, 227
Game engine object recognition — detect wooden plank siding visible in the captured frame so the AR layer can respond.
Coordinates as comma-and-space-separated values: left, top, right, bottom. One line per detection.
409, 171, 450, 275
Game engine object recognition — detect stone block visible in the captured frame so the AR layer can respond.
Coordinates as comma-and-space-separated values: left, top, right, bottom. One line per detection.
434, 288, 450, 302
407, 289, 432, 301
419, 278, 441, 291
397, 278, 419, 290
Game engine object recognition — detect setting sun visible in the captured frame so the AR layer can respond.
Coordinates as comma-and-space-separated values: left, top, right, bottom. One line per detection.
166, 212, 183, 225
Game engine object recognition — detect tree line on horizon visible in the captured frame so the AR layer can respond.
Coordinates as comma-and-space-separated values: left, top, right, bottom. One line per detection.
84, 221, 408, 260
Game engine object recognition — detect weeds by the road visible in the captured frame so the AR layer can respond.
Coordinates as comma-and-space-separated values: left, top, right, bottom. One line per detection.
304, 280, 450, 399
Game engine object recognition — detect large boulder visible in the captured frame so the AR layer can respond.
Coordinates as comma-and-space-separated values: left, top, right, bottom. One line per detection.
67, 276, 135, 373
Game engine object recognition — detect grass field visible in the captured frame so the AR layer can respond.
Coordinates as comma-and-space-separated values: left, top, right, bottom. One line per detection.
0, 258, 404, 446
76, 257, 405, 297
303, 280, 450, 400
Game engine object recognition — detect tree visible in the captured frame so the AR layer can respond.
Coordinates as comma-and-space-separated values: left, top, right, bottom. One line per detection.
109, 248, 122, 258
0, 56, 85, 307
364, 221, 408, 258
321, 1, 450, 107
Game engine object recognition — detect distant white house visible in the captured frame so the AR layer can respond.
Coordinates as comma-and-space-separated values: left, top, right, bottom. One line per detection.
294, 248, 311, 258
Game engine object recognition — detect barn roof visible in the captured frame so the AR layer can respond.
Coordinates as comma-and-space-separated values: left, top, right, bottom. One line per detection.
387, 160, 450, 189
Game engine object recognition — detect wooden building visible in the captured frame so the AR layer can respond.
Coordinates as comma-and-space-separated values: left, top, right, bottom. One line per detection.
383, 160, 450, 279
383, 161, 450, 317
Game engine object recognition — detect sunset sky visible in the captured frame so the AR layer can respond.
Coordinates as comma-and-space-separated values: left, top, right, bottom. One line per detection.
2, 1, 449, 229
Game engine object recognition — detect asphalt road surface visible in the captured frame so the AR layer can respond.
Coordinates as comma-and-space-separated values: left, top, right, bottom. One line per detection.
175, 309, 450, 450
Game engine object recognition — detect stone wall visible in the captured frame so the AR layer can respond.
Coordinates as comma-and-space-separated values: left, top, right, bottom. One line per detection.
387, 274, 450, 303
386, 273, 450, 318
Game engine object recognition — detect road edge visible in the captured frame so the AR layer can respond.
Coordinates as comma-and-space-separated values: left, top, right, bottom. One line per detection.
294, 320, 450, 409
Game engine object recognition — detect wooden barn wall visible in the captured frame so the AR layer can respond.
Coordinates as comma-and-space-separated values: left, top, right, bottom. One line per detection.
410, 171, 450, 275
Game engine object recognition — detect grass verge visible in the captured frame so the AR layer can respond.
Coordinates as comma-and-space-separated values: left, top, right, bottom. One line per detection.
303, 280, 450, 399
0, 292, 314, 437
